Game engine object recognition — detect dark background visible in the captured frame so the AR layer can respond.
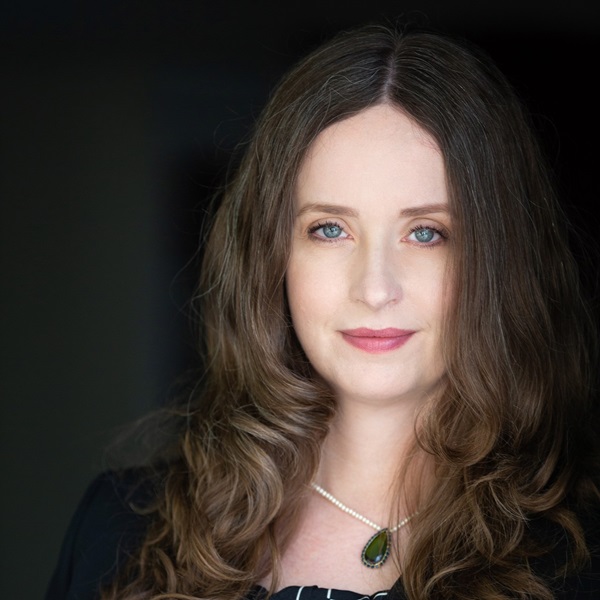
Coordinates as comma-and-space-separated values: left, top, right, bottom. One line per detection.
2, 2, 599, 598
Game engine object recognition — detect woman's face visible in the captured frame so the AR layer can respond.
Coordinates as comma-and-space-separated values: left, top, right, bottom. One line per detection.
286, 104, 451, 409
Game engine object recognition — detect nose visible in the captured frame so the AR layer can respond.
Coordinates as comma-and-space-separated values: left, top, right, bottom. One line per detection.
350, 240, 402, 310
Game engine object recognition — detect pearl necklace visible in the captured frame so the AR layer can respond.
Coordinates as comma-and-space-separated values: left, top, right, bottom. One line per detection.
311, 483, 417, 568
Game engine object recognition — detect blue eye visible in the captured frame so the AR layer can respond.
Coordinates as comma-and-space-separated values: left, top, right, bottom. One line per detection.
414, 228, 435, 242
308, 221, 348, 240
408, 226, 446, 245
322, 224, 343, 238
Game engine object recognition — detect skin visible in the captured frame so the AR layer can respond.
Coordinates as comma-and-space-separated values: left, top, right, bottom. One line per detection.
287, 103, 450, 413
268, 104, 452, 593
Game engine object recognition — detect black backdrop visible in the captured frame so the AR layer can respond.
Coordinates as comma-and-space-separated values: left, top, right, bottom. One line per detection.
1, 2, 599, 598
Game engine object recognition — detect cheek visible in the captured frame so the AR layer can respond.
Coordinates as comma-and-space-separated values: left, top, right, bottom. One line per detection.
435, 262, 453, 321
286, 260, 319, 327
423, 282, 447, 330
410, 252, 450, 315
286, 257, 308, 328
286, 252, 343, 336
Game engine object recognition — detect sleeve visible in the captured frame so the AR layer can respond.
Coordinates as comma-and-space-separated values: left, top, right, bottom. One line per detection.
45, 471, 151, 600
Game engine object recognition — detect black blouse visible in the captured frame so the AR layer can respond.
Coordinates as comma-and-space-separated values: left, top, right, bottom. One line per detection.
253, 586, 400, 600
45, 471, 600, 600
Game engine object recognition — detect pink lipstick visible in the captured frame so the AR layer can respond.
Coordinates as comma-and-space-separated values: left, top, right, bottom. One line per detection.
340, 328, 415, 353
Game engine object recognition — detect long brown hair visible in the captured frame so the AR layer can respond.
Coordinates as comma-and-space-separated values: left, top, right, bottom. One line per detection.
104, 23, 599, 600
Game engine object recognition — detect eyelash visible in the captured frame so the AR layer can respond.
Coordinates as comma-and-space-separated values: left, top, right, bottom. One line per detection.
407, 224, 449, 247
307, 221, 449, 246
307, 220, 347, 242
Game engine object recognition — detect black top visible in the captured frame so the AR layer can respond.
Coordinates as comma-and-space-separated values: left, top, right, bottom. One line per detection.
46, 471, 600, 600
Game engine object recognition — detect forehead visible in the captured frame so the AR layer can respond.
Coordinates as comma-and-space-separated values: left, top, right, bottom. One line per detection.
296, 104, 446, 210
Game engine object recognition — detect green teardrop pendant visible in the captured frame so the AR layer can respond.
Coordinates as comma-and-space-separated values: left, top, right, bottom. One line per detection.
361, 528, 390, 568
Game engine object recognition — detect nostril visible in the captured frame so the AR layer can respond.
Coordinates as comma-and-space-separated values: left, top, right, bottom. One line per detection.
351, 258, 402, 309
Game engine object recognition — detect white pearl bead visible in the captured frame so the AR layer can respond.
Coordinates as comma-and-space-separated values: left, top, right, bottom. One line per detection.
311, 482, 417, 533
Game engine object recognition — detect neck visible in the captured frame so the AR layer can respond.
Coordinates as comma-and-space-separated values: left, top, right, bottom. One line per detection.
316, 396, 425, 521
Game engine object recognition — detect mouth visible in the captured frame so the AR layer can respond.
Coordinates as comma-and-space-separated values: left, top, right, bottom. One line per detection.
340, 328, 415, 353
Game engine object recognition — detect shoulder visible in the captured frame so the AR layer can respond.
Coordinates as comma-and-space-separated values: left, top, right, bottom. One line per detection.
530, 508, 600, 599
45, 469, 158, 600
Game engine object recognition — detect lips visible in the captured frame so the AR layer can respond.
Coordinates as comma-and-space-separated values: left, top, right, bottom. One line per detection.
340, 328, 415, 353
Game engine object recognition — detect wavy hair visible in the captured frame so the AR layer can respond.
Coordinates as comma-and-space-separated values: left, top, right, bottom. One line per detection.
103, 23, 599, 600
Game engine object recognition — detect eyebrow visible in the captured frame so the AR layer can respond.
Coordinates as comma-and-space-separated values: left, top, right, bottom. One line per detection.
296, 202, 449, 218
297, 203, 359, 218
399, 203, 449, 217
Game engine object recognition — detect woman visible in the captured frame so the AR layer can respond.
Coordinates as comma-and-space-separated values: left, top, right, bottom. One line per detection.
47, 23, 600, 600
